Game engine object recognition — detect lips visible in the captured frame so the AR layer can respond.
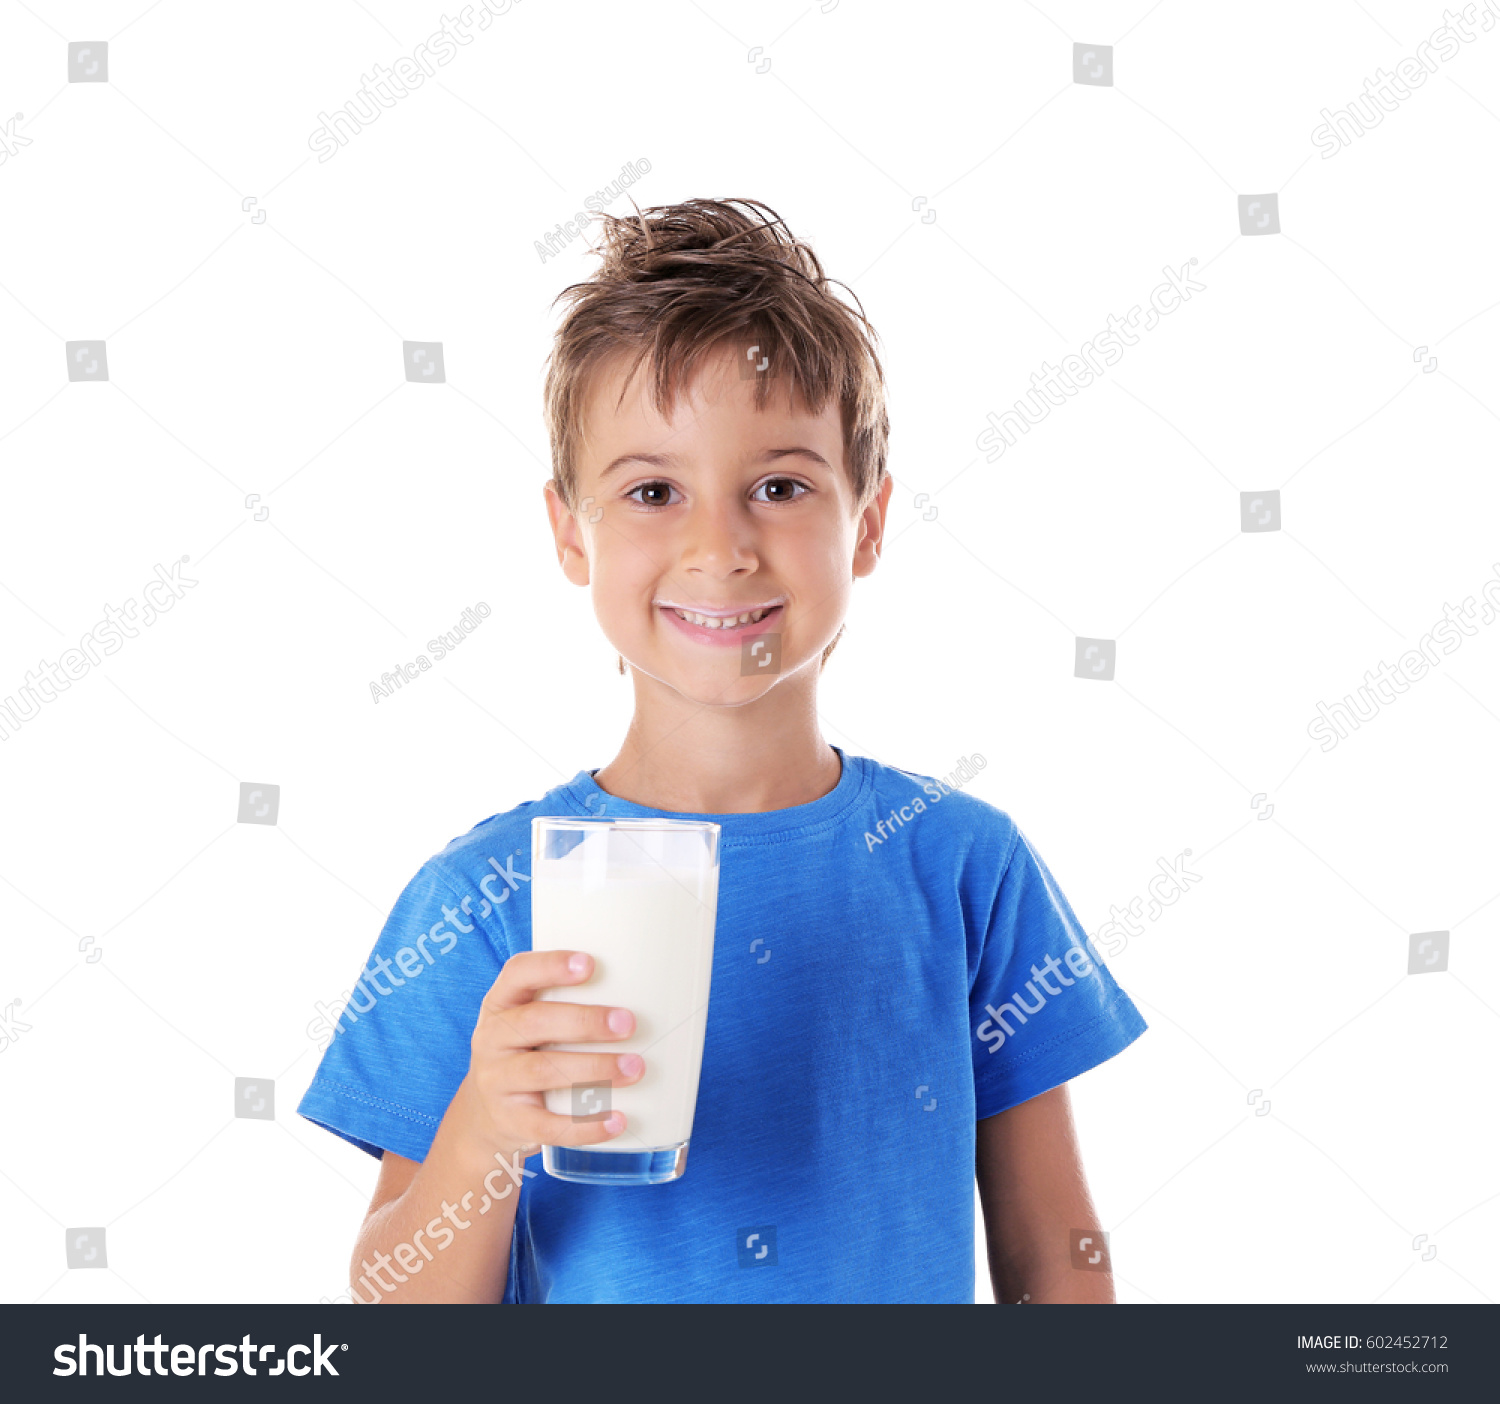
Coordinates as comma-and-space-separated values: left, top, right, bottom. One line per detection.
659, 603, 783, 648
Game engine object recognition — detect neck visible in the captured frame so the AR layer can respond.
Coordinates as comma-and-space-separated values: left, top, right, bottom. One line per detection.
592, 666, 840, 813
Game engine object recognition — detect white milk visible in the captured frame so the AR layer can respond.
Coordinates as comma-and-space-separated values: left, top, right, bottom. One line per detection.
532, 862, 717, 1153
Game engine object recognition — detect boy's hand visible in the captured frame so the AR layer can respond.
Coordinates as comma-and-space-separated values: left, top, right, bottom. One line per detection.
465, 950, 642, 1159
350, 951, 632, 1305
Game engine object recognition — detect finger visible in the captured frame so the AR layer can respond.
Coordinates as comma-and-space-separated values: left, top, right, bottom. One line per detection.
479, 997, 635, 1052
505, 1100, 630, 1148
494, 1048, 644, 1096
481, 949, 594, 1016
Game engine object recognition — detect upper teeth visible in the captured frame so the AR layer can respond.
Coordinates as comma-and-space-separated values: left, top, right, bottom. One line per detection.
672, 606, 773, 629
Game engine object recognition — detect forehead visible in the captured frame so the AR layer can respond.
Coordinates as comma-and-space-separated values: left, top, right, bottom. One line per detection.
578, 346, 841, 452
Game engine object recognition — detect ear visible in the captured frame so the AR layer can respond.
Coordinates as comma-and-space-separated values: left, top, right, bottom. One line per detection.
544, 480, 591, 587
851, 473, 894, 580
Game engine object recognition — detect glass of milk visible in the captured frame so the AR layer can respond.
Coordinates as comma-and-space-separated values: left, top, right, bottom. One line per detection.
530, 815, 720, 1185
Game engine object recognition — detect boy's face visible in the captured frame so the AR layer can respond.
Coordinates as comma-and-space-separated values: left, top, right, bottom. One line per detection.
546, 346, 891, 707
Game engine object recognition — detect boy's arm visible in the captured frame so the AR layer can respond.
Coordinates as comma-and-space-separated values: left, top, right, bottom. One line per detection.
344, 948, 646, 1303
974, 1084, 1116, 1304
349, 1076, 523, 1304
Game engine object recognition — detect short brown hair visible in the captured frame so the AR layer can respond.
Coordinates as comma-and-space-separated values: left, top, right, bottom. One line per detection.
544, 196, 888, 513
543, 198, 889, 669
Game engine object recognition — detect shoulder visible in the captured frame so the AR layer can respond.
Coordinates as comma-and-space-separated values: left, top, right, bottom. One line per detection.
858, 752, 1021, 869
424, 774, 588, 891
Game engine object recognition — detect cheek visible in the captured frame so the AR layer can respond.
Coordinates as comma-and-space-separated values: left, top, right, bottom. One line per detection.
807, 533, 858, 597
587, 531, 641, 588
595, 517, 663, 575
588, 543, 661, 634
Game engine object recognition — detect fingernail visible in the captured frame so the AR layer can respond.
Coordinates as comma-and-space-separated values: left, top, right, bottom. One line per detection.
604, 1112, 624, 1133
568, 953, 589, 975
617, 1053, 643, 1076
607, 1007, 632, 1034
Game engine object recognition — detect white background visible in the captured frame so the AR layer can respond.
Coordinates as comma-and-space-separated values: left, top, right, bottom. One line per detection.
1, 0, 1497, 1306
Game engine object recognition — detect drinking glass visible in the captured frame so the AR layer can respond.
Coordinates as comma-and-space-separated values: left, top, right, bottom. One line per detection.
530, 816, 720, 1185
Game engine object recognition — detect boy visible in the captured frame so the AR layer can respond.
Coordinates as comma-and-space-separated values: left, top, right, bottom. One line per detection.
297, 198, 1146, 1304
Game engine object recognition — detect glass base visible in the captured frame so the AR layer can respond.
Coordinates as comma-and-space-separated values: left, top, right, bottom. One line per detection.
542, 1140, 689, 1185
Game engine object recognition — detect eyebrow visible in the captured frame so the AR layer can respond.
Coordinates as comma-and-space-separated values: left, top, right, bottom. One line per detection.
597, 447, 833, 481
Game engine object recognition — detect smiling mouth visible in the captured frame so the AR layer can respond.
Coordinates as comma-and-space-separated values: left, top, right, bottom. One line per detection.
665, 604, 780, 630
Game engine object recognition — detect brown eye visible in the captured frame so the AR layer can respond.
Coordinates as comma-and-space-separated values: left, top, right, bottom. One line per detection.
628, 481, 677, 507
754, 478, 808, 504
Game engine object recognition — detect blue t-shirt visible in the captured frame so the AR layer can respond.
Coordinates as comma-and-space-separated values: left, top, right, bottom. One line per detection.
298, 747, 1146, 1303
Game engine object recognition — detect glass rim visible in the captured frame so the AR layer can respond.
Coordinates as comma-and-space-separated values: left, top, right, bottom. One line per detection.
532, 815, 721, 835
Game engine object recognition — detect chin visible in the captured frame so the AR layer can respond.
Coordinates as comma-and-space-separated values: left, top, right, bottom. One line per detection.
676, 671, 784, 707
631, 655, 806, 706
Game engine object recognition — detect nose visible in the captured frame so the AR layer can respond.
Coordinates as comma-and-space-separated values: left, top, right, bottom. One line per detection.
678, 492, 758, 578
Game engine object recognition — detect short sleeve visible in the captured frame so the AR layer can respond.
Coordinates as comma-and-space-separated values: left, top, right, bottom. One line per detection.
970, 826, 1146, 1119
296, 858, 509, 1161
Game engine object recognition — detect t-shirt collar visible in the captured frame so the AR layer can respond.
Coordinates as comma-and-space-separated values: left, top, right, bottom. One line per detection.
558, 744, 867, 844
